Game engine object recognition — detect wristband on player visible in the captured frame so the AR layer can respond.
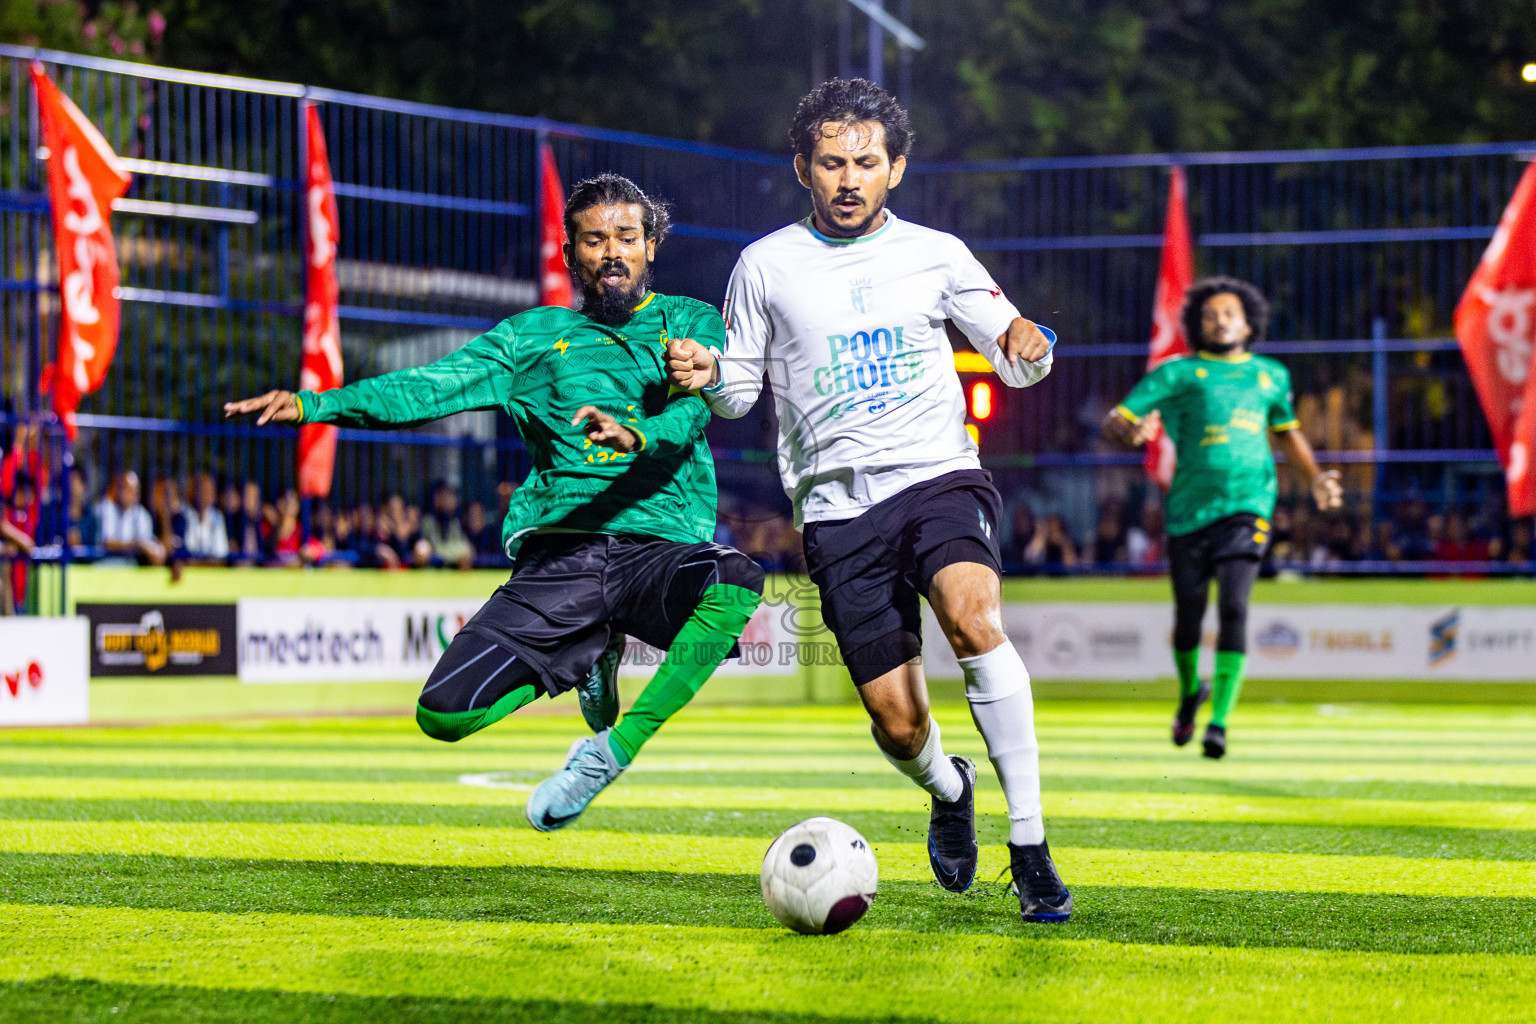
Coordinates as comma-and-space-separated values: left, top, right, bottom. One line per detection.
703, 347, 726, 393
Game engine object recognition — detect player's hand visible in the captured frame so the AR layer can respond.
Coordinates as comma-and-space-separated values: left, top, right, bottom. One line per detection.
998, 317, 1051, 367
1129, 409, 1162, 446
666, 338, 718, 391
223, 390, 301, 425
572, 406, 639, 453
1312, 469, 1343, 511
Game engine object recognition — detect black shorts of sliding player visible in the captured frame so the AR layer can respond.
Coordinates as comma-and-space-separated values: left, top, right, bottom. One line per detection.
1168, 513, 1269, 653
420, 532, 765, 713
803, 469, 1004, 686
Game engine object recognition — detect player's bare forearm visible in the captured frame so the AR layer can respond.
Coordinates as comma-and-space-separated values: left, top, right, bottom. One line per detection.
572, 405, 639, 453
1275, 427, 1342, 510
997, 318, 1051, 367
223, 390, 300, 425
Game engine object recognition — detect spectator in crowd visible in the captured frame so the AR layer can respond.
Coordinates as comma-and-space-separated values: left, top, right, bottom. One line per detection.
96, 470, 166, 565
1025, 513, 1079, 573
421, 480, 474, 569
269, 489, 304, 565
1361, 519, 1402, 563
1, 422, 44, 544
68, 467, 99, 549
1010, 506, 1037, 571
1503, 519, 1534, 563
1091, 497, 1128, 566
1434, 510, 1487, 563
177, 472, 229, 564
151, 477, 187, 560
227, 480, 267, 563
301, 501, 337, 565
1397, 497, 1433, 560
2, 471, 36, 612
463, 499, 503, 563
1125, 499, 1164, 567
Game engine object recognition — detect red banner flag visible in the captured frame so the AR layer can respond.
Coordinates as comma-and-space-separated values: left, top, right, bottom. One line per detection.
1144, 166, 1194, 489
1455, 161, 1536, 516
298, 103, 342, 498
538, 143, 572, 308
31, 63, 131, 441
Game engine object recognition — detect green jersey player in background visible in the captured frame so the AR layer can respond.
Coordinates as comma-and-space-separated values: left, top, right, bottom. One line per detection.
226, 174, 764, 829
1103, 277, 1341, 758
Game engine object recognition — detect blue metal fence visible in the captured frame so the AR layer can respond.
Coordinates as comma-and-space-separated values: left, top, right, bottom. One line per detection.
0, 44, 1527, 588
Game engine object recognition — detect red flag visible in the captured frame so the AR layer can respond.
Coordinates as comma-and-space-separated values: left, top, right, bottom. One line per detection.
538, 144, 572, 308
1456, 162, 1536, 516
1144, 166, 1194, 489
298, 103, 342, 498
31, 63, 131, 441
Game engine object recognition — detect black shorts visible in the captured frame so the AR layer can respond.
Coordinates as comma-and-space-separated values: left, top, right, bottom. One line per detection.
1168, 513, 1270, 597
802, 469, 1003, 685
455, 533, 764, 696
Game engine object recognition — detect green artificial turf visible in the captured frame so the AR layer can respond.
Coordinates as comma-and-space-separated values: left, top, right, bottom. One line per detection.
0, 703, 1533, 1022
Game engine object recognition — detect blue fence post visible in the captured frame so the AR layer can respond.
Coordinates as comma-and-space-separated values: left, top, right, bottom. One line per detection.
1372, 316, 1389, 523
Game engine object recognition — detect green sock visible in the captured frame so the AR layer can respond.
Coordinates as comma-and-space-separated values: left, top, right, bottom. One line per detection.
608, 583, 762, 767
1210, 650, 1246, 728
416, 683, 540, 743
1173, 647, 1201, 699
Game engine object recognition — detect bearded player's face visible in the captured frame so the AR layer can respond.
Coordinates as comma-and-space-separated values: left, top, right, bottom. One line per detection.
566, 202, 656, 324
795, 121, 907, 238
1199, 292, 1253, 353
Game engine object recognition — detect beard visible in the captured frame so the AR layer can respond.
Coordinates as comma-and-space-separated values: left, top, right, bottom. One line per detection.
811, 186, 887, 238
576, 259, 653, 326
1198, 334, 1247, 354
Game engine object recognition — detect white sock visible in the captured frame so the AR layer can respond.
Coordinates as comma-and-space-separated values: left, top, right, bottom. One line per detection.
960, 642, 1045, 846
876, 715, 964, 803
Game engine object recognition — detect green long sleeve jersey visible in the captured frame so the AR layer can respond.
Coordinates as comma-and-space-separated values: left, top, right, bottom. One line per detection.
294, 292, 724, 559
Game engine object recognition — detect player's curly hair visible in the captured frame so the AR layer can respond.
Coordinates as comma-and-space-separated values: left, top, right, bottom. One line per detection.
1181, 276, 1271, 348
789, 78, 913, 163
563, 173, 672, 246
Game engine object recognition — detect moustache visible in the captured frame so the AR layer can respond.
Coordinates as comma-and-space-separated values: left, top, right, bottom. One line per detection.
596, 261, 630, 278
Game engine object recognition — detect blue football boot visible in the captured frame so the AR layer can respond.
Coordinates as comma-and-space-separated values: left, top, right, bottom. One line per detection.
1008, 839, 1073, 923
525, 729, 626, 832
927, 755, 979, 892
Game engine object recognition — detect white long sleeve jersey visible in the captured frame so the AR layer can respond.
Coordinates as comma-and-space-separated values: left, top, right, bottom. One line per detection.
704, 211, 1052, 526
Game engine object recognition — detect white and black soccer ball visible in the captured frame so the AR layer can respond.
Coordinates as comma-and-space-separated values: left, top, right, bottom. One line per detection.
760, 816, 878, 934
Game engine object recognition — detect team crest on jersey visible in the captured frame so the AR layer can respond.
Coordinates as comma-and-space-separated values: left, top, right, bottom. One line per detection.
849, 277, 874, 314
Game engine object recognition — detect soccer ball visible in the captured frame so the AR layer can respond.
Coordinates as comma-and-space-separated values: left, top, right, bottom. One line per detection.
760, 816, 879, 934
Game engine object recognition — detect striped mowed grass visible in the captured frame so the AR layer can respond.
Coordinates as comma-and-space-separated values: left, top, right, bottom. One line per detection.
0, 701, 1533, 1023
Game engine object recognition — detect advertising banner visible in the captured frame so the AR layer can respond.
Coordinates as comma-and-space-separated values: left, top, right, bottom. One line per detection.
0, 617, 89, 726
922, 602, 1536, 683
81, 603, 238, 676
616, 599, 801, 681
237, 597, 480, 683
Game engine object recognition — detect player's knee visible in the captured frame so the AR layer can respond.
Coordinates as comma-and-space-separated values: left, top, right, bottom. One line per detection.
944, 611, 1006, 659
719, 551, 766, 595
872, 711, 927, 758
415, 701, 474, 743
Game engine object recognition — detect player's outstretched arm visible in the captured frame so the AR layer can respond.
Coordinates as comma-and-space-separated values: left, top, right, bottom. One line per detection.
1273, 426, 1343, 510
1102, 407, 1159, 447
224, 390, 301, 425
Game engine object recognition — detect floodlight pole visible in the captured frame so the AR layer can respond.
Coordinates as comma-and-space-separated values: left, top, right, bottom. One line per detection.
838, 0, 925, 90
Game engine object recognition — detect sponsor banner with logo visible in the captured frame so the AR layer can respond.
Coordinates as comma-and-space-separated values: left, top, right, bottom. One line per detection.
81, 603, 238, 677
237, 598, 479, 683
0, 617, 89, 726
922, 603, 1536, 682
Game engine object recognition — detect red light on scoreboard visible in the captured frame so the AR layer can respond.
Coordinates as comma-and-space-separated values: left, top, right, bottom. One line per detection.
969, 380, 994, 421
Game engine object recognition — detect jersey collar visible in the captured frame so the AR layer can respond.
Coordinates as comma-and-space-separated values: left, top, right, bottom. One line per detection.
804, 209, 898, 246
1196, 350, 1253, 364
631, 291, 656, 313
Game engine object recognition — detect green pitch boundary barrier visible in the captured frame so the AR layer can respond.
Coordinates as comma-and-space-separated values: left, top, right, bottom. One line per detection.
56, 566, 1536, 723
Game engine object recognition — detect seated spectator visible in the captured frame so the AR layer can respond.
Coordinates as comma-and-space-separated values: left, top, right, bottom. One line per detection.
96, 470, 166, 565
2, 471, 37, 612
421, 481, 474, 569
269, 489, 303, 565
463, 499, 504, 562
1125, 500, 1164, 567
1091, 498, 1128, 566
177, 472, 229, 564
301, 502, 337, 565
151, 477, 187, 558
1502, 519, 1533, 564
374, 494, 411, 569
1434, 510, 1487, 563
1363, 520, 1403, 563
1, 421, 45, 544
68, 467, 99, 549
226, 480, 268, 564
1025, 514, 1079, 573
1010, 506, 1038, 572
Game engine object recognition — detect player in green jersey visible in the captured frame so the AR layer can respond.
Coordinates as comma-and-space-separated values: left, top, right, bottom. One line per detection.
1104, 277, 1341, 758
226, 174, 764, 828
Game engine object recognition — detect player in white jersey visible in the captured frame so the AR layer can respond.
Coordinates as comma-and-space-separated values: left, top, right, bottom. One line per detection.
667, 79, 1071, 923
